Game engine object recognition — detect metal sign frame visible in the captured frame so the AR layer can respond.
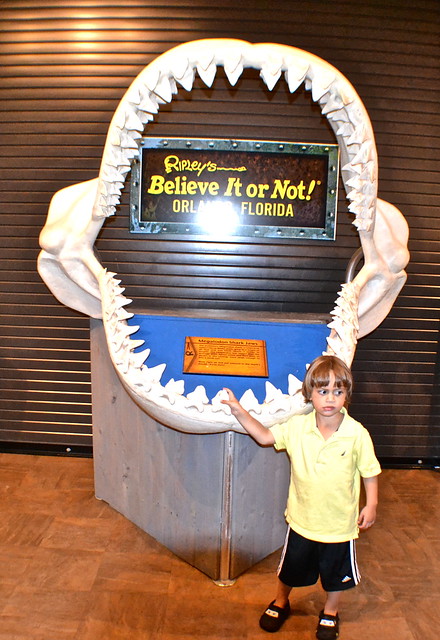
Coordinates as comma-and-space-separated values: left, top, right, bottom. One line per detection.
130, 137, 339, 240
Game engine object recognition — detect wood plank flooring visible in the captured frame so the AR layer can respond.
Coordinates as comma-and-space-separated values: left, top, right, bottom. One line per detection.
0, 453, 438, 640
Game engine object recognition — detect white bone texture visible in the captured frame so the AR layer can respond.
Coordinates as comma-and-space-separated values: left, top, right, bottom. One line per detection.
37, 39, 409, 434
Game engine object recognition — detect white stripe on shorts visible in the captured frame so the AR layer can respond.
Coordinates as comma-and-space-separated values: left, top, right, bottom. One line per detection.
276, 526, 291, 577
350, 539, 361, 584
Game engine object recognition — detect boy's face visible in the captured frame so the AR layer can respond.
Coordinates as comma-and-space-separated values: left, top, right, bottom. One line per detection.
311, 371, 347, 418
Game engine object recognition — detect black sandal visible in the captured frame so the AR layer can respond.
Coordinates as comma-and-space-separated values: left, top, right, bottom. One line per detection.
316, 610, 339, 640
259, 600, 290, 633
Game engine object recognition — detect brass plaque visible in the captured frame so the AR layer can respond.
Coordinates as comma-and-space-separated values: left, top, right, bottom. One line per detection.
183, 336, 268, 377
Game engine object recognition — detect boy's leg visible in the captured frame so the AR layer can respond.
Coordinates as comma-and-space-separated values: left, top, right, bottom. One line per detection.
273, 578, 293, 607
317, 540, 358, 639
259, 579, 292, 632
317, 594, 341, 640
323, 590, 341, 616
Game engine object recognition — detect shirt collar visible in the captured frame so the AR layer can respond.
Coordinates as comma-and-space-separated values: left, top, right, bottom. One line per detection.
307, 407, 348, 435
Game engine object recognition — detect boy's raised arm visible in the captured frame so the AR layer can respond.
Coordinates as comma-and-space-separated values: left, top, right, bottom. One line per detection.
222, 388, 275, 446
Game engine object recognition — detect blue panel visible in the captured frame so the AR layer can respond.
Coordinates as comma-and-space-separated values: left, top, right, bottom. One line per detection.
128, 315, 328, 402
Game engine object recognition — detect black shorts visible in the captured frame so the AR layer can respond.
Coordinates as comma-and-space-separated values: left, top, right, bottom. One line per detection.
277, 527, 360, 592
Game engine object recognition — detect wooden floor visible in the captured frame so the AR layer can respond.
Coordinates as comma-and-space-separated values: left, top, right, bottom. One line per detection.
0, 454, 438, 640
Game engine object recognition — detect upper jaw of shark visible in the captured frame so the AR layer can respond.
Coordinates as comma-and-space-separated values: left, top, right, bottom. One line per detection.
37, 38, 410, 434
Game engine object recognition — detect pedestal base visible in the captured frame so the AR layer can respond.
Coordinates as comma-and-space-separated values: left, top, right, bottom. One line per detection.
90, 319, 291, 581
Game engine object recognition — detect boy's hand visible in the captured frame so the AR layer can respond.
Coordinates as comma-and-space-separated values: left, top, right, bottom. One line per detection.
221, 388, 244, 418
358, 504, 376, 530
221, 388, 275, 445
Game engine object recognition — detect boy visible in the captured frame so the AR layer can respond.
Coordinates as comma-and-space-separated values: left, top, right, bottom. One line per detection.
222, 355, 380, 640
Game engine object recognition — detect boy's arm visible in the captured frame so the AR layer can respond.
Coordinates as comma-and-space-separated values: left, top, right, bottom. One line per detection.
222, 388, 275, 446
358, 475, 379, 530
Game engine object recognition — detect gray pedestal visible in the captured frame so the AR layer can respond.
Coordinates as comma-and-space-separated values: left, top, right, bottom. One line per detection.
90, 319, 290, 581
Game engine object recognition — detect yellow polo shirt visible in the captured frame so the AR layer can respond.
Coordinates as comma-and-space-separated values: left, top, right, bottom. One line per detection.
270, 408, 381, 543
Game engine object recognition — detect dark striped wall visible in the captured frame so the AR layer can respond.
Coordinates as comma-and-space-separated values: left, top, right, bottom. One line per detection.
0, 0, 439, 463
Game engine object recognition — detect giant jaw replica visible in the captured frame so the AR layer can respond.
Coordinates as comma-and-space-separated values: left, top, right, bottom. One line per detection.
38, 39, 409, 434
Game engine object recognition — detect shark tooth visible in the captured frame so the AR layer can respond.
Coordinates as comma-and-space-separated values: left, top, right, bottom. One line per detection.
345, 104, 365, 127
211, 389, 231, 414
284, 61, 308, 92
106, 147, 129, 168
128, 339, 145, 352
359, 161, 376, 182
119, 131, 140, 149
136, 110, 154, 124
175, 66, 195, 91
170, 54, 190, 80
196, 60, 217, 87
124, 109, 144, 132
118, 309, 134, 321
260, 56, 283, 91
123, 323, 140, 337
288, 374, 303, 396
321, 95, 345, 115
239, 389, 261, 414
348, 201, 364, 215
171, 56, 195, 91
347, 125, 368, 146
351, 142, 374, 165
341, 161, 363, 175
158, 378, 185, 405
125, 86, 142, 106
101, 166, 127, 183
153, 75, 174, 102
327, 107, 350, 123
186, 385, 209, 412
310, 70, 336, 102
109, 129, 121, 146
264, 381, 285, 405
113, 280, 125, 295
113, 108, 128, 130
345, 176, 363, 190
352, 217, 372, 232
102, 181, 122, 197
141, 66, 161, 94
337, 84, 356, 106
144, 363, 166, 383
336, 122, 353, 137
164, 378, 185, 396
197, 49, 215, 71
99, 193, 119, 207
108, 194, 122, 206
224, 52, 244, 86
99, 204, 116, 217
138, 93, 159, 114
260, 67, 282, 91
129, 348, 151, 370
114, 294, 133, 309
346, 189, 364, 203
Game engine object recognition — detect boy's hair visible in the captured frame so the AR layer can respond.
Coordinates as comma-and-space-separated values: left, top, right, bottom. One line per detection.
302, 355, 353, 404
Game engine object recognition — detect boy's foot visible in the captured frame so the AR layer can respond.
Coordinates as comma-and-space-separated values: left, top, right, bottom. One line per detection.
259, 600, 290, 632
316, 610, 339, 640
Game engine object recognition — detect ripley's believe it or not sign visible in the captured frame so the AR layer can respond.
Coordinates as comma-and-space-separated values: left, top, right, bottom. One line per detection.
130, 138, 339, 240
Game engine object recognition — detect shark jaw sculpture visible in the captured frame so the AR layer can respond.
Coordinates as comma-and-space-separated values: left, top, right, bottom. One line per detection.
37, 39, 409, 434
